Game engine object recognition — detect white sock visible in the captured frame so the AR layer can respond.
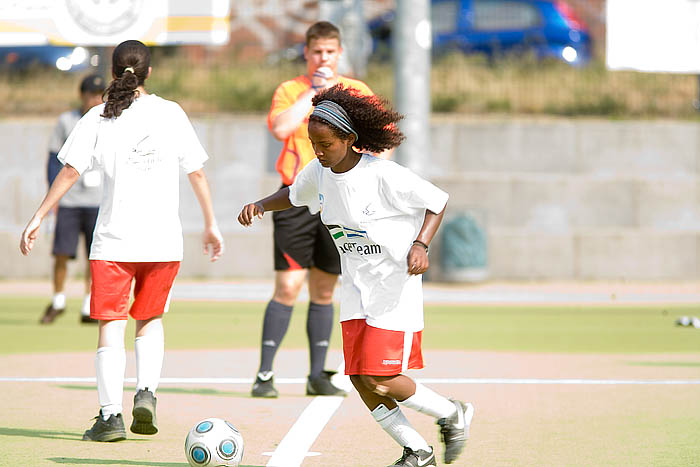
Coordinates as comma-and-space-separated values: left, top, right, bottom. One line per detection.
399, 383, 457, 419
81, 294, 91, 316
52, 293, 66, 310
371, 404, 431, 452
135, 319, 164, 393
96, 346, 126, 418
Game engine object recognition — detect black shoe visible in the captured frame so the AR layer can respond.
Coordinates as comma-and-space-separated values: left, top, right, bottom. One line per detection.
437, 400, 475, 464
387, 446, 436, 467
251, 373, 279, 398
306, 370, 348, 396
131, 388, 158, 435
83, 411, 126, 442
40, 304, 64, 324
80, 314, 98, 324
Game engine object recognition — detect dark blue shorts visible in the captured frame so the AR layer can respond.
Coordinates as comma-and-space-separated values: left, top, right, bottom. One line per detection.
52, 206, 99, 259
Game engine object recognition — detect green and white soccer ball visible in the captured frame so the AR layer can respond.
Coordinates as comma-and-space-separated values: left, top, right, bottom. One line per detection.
185, 418, 244, 467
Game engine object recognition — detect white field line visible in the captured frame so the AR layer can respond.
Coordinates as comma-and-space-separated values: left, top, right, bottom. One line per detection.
265, 395, 345, 467
1, 376, 700, 385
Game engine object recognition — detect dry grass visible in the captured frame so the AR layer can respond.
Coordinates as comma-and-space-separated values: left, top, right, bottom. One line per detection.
1, 52, 698, 119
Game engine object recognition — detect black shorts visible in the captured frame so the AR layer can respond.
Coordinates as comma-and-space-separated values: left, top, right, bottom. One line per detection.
52, 206, 99, 259
273, 205, 341, 274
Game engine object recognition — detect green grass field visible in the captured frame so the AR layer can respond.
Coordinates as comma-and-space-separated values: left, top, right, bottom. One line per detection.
1, 297, 698, 354
2, 296, 700, 466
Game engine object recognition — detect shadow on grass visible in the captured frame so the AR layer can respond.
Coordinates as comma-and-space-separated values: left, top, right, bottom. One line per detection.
0, 427, 83, 441
47, 459, 262, 467
58, 385, 251, 398
627, 361, 700, 367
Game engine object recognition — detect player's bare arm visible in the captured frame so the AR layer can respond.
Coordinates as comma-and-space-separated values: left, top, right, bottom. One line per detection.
20, 164, 80, 255
407, 205, 446, 276
238, 187, 293, 227
187, 169, 224, 262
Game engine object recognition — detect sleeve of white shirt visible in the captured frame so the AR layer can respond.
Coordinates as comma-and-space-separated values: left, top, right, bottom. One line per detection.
381, 161, 449, 214
289, 159, 321, 214
56, 108, 100, 175
171, 103, 209, 173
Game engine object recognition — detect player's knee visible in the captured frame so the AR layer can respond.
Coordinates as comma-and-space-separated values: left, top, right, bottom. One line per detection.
354, 375, 382, 393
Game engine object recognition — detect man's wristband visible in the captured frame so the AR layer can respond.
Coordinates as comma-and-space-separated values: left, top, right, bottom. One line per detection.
412, 240, 429, 252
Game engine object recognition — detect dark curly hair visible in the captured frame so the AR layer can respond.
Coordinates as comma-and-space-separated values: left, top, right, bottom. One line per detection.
101, 40, 150, 119
310, 84, 405, 153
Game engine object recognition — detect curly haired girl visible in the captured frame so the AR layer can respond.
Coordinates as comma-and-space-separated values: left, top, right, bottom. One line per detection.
238, 84, 473, 466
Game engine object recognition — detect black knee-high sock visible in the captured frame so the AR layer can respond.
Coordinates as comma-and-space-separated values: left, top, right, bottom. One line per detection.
258, 300, 293, 374
307, 302, 334, 377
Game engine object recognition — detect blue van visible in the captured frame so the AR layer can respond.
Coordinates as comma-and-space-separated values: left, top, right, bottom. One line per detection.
370, 0, 592, 66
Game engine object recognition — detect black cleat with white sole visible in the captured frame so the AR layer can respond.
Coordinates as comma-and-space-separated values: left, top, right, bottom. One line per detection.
83, 411, 126, 442
437, 399, 475, 464
131, 388, 158, 435
386, 446, 437, 467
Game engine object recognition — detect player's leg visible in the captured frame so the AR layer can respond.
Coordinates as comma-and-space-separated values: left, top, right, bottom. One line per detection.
350, 375, 436, 466
40, 254, 69, 324
358, 372, 472, 464
129, 261, 180, 435
304, 216, 344, 396
41, 207, 79, 323
83, 260, 133, 442
251, 269, 306, 398
252, 206, 315, 398
306, 267, 344, 395
79, 206, 99, 323
342, 319, 434, 465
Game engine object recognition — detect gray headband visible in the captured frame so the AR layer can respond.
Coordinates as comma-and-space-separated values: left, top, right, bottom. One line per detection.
311, 100, 358, 140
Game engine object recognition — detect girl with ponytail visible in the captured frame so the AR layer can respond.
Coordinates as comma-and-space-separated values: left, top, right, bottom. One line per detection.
102, 39, 150, 119
20, 39, 224, 442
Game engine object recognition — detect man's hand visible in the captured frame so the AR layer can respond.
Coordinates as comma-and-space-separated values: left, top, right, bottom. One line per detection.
311, 66, 335, 91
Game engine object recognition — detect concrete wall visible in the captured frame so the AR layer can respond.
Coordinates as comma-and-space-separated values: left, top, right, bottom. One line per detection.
2, 115, 698, 280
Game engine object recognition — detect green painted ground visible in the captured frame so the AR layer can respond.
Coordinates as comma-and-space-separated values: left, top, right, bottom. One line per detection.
1, 297, 698, 354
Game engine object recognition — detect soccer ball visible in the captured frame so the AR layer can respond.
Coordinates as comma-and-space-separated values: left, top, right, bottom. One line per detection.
185, 418, 244, 467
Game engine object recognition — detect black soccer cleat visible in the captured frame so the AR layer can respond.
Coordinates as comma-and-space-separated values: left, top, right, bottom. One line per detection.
80, 314, 98, 324
386, 446, 437, 467
251, 373, 279, 398
131, 388, 158, 435
306, 370, 348, 396
83, 411, 126, 442
437, 400, 475, 464
40, 304, 64, 324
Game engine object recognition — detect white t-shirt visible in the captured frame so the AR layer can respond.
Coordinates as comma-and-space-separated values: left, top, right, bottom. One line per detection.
289, 154, 449, 332
57, 94, 208, 262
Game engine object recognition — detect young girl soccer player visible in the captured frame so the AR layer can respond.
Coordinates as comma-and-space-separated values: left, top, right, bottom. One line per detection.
20, 40, 224, 442
238, 84, 474, 466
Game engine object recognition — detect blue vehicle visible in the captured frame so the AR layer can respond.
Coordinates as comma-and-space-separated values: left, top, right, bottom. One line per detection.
370, 0, 591, 66
0, 45, 97, 72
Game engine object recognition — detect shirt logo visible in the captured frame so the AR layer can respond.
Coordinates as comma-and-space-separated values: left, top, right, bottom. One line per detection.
382, 359, 401, 365
362, 203, 375, 217
326, 225, 381, 256
327, 225, 367, 240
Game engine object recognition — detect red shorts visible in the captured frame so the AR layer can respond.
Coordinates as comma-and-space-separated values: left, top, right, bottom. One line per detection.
90, 260, 180, 321
342, 319, 424, 376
